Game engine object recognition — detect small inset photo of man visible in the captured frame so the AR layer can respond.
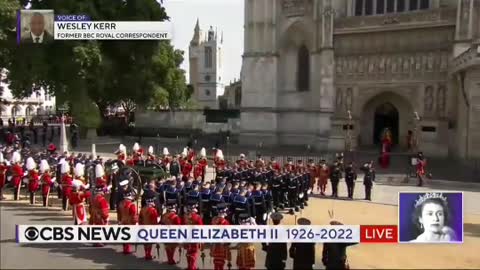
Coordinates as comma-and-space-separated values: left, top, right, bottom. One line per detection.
20, 10, 54, 44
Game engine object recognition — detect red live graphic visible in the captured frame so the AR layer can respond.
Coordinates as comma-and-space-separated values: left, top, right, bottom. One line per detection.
360, 225, 398, 243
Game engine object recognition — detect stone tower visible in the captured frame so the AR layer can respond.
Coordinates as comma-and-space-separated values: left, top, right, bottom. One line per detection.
189, 19, 225, 109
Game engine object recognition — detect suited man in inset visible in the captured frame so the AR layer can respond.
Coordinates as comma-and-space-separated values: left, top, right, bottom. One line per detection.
22, 12, 54, 44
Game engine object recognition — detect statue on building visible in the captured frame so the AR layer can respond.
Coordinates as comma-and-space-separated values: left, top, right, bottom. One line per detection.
208, 26, 215, 41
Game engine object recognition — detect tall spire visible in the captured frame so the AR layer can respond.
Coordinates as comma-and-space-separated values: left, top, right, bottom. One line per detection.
190, 18, 201, 46
221, 31, 223, 44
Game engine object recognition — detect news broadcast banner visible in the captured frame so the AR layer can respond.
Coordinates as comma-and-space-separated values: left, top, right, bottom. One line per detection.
18, 10, 172, 42
17, 225, 400, 244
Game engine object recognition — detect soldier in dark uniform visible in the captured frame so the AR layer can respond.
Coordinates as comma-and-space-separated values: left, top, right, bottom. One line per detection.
262, 212, 288, 270
200, 182, 213, 224
251, 182, 267, 225
330, 163, 342, 198
287, 171, 299, 213
344, 162, 357, 199
209, 184, 225, 216
230, 188, 251, 225
271, 170, 283, 210
169, 156, 181, 178
361, 162, 374, 201
261, 183, 273, 220
289, 218, 316, 270
322, 220, 358, 270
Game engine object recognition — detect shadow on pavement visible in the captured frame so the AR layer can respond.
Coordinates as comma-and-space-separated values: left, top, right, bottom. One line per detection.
464, 223, 480, 239
20, 244, 182, 270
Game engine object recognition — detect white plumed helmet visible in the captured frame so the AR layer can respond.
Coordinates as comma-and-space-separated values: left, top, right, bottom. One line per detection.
72, 179, 83, 189
133, 142, 140, 152
74, 163, 84, 177
181, 147, 188, 157
240, 153, 245, 158
0, 152, 3, 163
39, 159, 50, 173
61, 161, 70, 174
95, 163, 105, 178
26, 157, 37, 171
119, 144, 127, 153
200, 147, 206, 158
216, 149, 224, 160
163, 147, 169, 156
148, 146, 154, 155
11, 151, 21, 164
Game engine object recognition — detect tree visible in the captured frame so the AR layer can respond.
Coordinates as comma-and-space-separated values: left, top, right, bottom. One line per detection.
0, 0, 20, 69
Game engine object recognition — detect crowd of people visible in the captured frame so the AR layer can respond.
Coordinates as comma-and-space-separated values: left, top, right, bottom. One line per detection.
0, 138, 430, 269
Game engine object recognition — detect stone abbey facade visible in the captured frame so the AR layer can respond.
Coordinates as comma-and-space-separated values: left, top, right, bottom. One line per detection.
239, 0, 480, 158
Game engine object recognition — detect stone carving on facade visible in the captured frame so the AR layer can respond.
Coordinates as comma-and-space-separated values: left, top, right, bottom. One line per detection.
282, 0, 308, 17
345, 88, 353, 111
322, 6, 334, 47
437, 84, 446, 116
424, 85, 434, 112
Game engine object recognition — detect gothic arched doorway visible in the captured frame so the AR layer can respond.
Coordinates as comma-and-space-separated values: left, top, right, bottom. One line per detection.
373, 102, 399, 145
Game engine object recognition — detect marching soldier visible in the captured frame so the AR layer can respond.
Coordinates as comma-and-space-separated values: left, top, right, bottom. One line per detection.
95, 163, 107, 189
182, 159, 193, 181
74, 163, 87, 185
69, 180, 90, 225
284, 158, 295, 172
271, 170, 282, 210
307, 159, 317, 192
210, 203, 231, 270
0, 153, 7, 200
118, 189, 138, 255
115, 144, 127, 164
210, 185, 225, 216
170, 156, 181, 178
251, 182, 267, 225
262, 212, 288, 270
61, 160, 73, 210
132, 142, 144, 164
214, 150, 226, 174
289, 218, 316, 270
193, 161, 205, 183
187, 147, 196, 162
198, 147, 208, 182
183, 200, 204, 270
10, 151, 23, 201
162, 147, 172, 172
89, 177, 110, 247
147, 146, 155, 162
237, 213, 256, 270
317, 160, 330, 196
200, 182, 213, 224
322, 220, 358, 270
40, 159, 55, 207
237, 154, 247, 169
361, 162, 375, 201
108, 163, 120, 210
26, 157, 39, 205
161, 199, 182, 264
268, 156, 281, 172
287, 171, 299, 212
139, 190, 159, 261
330, 162, 342, 198
344, 162, 357, 199
230, 188, 251, 225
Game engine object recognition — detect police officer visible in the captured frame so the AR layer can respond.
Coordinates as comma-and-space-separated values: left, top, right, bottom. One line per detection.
330, 163, 342, 198
262, 212, 288, 270
289, 218, 316, 270
344, 162, 357, 199
322, 220, 358, 270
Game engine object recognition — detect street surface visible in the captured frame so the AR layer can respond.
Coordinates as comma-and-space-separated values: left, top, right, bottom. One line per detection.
2, 171, 480, 269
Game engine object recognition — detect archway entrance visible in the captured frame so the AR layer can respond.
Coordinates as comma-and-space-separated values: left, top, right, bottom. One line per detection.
373, 102, 399, 145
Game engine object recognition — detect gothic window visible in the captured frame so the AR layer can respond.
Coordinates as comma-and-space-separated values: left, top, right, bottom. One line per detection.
365, 0, 373, 15
355, 0, 363, 16
297, 45, 310, 92
376, 0, 385, 14
204, 47, 212, 68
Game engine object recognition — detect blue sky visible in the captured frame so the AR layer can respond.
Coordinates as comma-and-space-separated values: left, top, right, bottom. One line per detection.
162, 0, 244, 84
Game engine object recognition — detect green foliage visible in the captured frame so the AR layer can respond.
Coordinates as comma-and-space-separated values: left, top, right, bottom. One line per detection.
70, 92, 101, 129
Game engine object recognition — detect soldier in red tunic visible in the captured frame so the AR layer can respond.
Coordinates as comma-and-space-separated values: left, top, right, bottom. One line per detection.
89, 178, 110, 246
416, 152, 427, 187
161, 200, 182, 264
118, 189, 138, 255
210, 203, 231, 270
183, 200, 204, 270
115, 144, 127, 164
237, 154, 247, 169
10, 151, 23, 201
69, 180, 91, 225
268, 157, 281, 172
162, 147, 171, 170
147, 146, 156, 162
26, 157, 40, 205
182, 159, 193, 181
95, 164, 107, 189
139, 190, 159, 260
0, 153, 8, 200
61, 161, 73, 210
39, 159, 53, 206
214, 149, 226, 172
198, 148, 208, 181
193, 162, 205, 183
132, 142, 144, 164
187, 147, 196, 162
317, 160, 330, 196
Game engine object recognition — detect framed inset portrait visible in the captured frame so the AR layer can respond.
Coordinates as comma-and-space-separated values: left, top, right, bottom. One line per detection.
19, 9, 54, 44
398, 191, 463, 243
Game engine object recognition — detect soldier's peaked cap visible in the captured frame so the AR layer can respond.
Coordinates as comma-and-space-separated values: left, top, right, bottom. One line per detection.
297, 218, 311, 225
239, 213, 250, 220
271, 212, 283, 221
216, 203, 227, 210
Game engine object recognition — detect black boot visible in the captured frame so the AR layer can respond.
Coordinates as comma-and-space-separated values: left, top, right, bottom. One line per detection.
13, 188, 18, 201
29, 192, 34, 204
42, 196, 47, 207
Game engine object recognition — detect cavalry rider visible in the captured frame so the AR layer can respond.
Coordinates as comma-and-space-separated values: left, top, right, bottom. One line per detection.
61, 160, 73, 210
0, 153, 8, 200
147, 146, 156, 162
236, 213, 257, 270
115, 144, 127, 164
132, 142, 144, 164
10, 151, 23, 201
39, 159, 53, 207
118, 189, 138, 255
140, 190, 160, 261
26, 157, 40, 205
210, 203, 231, 270
69, 179, 90, 225
161, 199, 182, 265
183, 200, 204, 270
89, 176, 110, 247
